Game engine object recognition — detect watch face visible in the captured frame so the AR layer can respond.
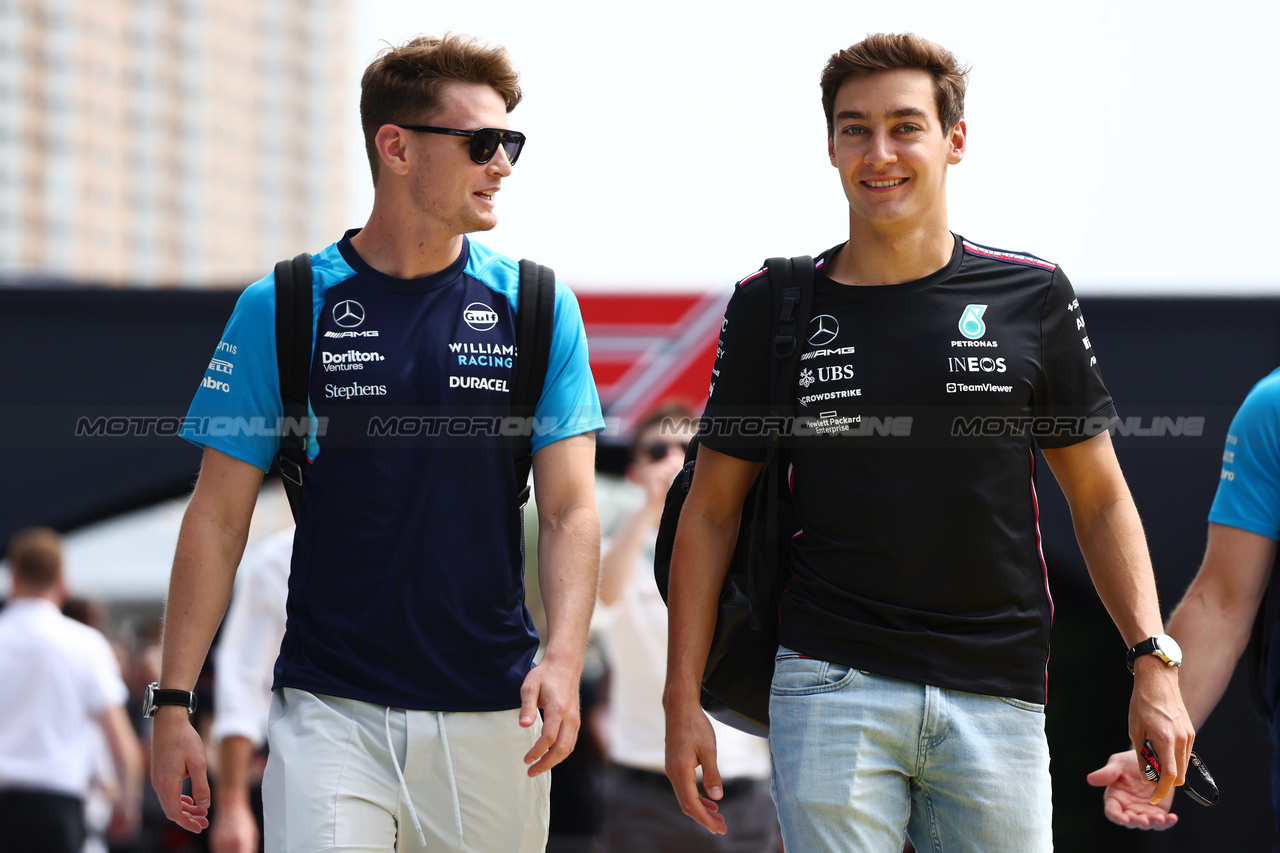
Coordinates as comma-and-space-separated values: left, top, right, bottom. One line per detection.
1156, 634, 1183, 665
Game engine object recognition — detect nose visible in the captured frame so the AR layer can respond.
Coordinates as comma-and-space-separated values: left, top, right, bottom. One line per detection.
487, 143, 513, 177
863, 128, 896, 169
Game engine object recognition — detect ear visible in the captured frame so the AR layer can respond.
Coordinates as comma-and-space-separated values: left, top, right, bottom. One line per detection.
946, 118, 967, 165
828, 132, 837, 167
374, 124, 413, 178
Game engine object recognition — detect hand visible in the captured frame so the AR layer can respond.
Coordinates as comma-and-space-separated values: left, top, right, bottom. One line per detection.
210, 796, 260, 853
107, 795, 142, 841
664, 697, 726, 835
519, 655, 582, 776
150, 706, 211, 832
1087, 750, 1178, 830
1128, 660, 1195, 805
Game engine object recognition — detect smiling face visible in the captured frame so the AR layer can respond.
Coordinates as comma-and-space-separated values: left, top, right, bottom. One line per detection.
405, 81, 514, 237
827, 68, 965, 236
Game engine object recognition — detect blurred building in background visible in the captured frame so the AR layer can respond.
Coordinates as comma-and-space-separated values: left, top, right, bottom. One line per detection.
0, 0, 352, 288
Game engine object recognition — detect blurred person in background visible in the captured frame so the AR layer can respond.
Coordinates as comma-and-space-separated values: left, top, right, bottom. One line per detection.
209, 527, 293, 853
63, 596, 129, 853
596, 404, 778, 852
0, 528, 143, 853
150, 32, 603, 853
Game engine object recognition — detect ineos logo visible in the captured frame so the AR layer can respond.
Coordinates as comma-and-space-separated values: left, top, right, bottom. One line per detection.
333, 300, 366, 328
808, 315, 839, 346
464, 302, 499, 332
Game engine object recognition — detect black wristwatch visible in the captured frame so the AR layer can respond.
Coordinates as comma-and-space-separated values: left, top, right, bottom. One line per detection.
141, 682, 197, 718
1126, 634, 1183, 674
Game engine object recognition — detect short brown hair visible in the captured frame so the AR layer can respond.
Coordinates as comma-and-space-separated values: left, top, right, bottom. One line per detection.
360, 33, 523, 184
820, 33, 968, 135
7, 527, 62, 590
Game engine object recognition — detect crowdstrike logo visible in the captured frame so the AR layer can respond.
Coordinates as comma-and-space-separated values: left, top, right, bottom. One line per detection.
333, 300, 366, 328
958, 304, 987, 340
463, 303, 499, 332
808, 315, 839, 346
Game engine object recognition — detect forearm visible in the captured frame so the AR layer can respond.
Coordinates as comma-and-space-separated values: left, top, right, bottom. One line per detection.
1073, 492, 1164, 646
598, 507, 653, 605
161, 509, 251, 689
1165, 524, 1277, 729
215, 736, 257, 808
663, 506, 739, 706
537, 501, 601, 670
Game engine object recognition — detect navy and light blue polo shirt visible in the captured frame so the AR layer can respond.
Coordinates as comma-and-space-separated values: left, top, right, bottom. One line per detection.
181, 232, 604, 711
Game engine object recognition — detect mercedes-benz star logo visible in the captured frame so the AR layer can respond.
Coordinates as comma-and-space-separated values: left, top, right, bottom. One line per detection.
808, 314, 839, 346
332, 300, 366, 328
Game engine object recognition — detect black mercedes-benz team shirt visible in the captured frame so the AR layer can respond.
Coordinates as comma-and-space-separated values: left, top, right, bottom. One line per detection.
701, 236, 1116, 704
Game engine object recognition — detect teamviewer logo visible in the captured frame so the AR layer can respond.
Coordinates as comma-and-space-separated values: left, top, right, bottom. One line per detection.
946, 383, 958, 393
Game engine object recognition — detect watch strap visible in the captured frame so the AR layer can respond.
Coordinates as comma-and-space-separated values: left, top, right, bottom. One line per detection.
1126, 637, 1160, 674
144, 684, 197, 716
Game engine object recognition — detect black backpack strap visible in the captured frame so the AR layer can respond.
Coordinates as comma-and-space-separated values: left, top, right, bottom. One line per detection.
274, 252, 313, 523
743, 256, 814, 626
513, 259, 556, 506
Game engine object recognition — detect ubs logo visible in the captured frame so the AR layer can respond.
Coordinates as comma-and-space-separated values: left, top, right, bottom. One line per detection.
808, 315, 839, 346
333, 300, 366, 328
464, 302, 499, 332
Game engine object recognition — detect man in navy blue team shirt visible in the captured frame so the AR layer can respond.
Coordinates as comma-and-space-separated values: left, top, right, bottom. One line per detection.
150, 35, 604, 853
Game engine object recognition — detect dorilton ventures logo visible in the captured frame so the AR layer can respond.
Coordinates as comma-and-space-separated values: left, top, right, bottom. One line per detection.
333, 300, 366, 328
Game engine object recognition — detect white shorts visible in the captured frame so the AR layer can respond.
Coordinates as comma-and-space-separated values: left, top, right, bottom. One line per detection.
262, 687, 550, 853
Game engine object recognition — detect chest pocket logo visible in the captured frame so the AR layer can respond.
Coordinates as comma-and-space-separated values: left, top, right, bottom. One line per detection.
808, 315, 839, 346
958, 304, 988, 340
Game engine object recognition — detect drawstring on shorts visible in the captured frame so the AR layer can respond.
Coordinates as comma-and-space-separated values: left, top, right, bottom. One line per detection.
384, 707, 428, 846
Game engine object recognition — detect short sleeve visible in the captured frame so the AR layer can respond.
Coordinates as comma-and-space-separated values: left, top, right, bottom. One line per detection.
1033, 267, 1117, 448
530, 282, 605, 452
82, 628, 128, 717
1208, 371, 1280, 541
179, 275, 284, 471
698, 275, 772, 461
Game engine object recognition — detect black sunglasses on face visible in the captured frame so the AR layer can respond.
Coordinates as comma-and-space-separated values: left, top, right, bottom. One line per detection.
399, 125, 526, 165
645, 441, 690, 463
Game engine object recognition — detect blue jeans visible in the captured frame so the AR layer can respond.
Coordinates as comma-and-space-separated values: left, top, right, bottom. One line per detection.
768, 647, 1052, 852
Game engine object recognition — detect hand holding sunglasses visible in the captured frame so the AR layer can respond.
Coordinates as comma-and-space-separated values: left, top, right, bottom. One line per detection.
1140, 739, 1219, 806
399, 125, 526, 165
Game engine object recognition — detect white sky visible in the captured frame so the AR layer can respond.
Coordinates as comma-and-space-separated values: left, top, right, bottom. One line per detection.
346, 0, 1280, 294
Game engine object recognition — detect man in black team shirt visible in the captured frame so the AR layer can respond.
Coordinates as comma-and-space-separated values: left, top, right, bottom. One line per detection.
663, 33, 1194, 852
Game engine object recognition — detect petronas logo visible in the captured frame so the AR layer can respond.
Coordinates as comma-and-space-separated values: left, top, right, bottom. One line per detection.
958, 304, 988, 340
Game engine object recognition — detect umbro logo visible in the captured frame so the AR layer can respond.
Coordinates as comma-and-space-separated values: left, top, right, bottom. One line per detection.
333, 300, 366, 328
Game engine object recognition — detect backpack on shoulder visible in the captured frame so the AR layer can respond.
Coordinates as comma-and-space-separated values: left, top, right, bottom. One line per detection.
652, 256, 814, 736
271, 253, 556, 523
